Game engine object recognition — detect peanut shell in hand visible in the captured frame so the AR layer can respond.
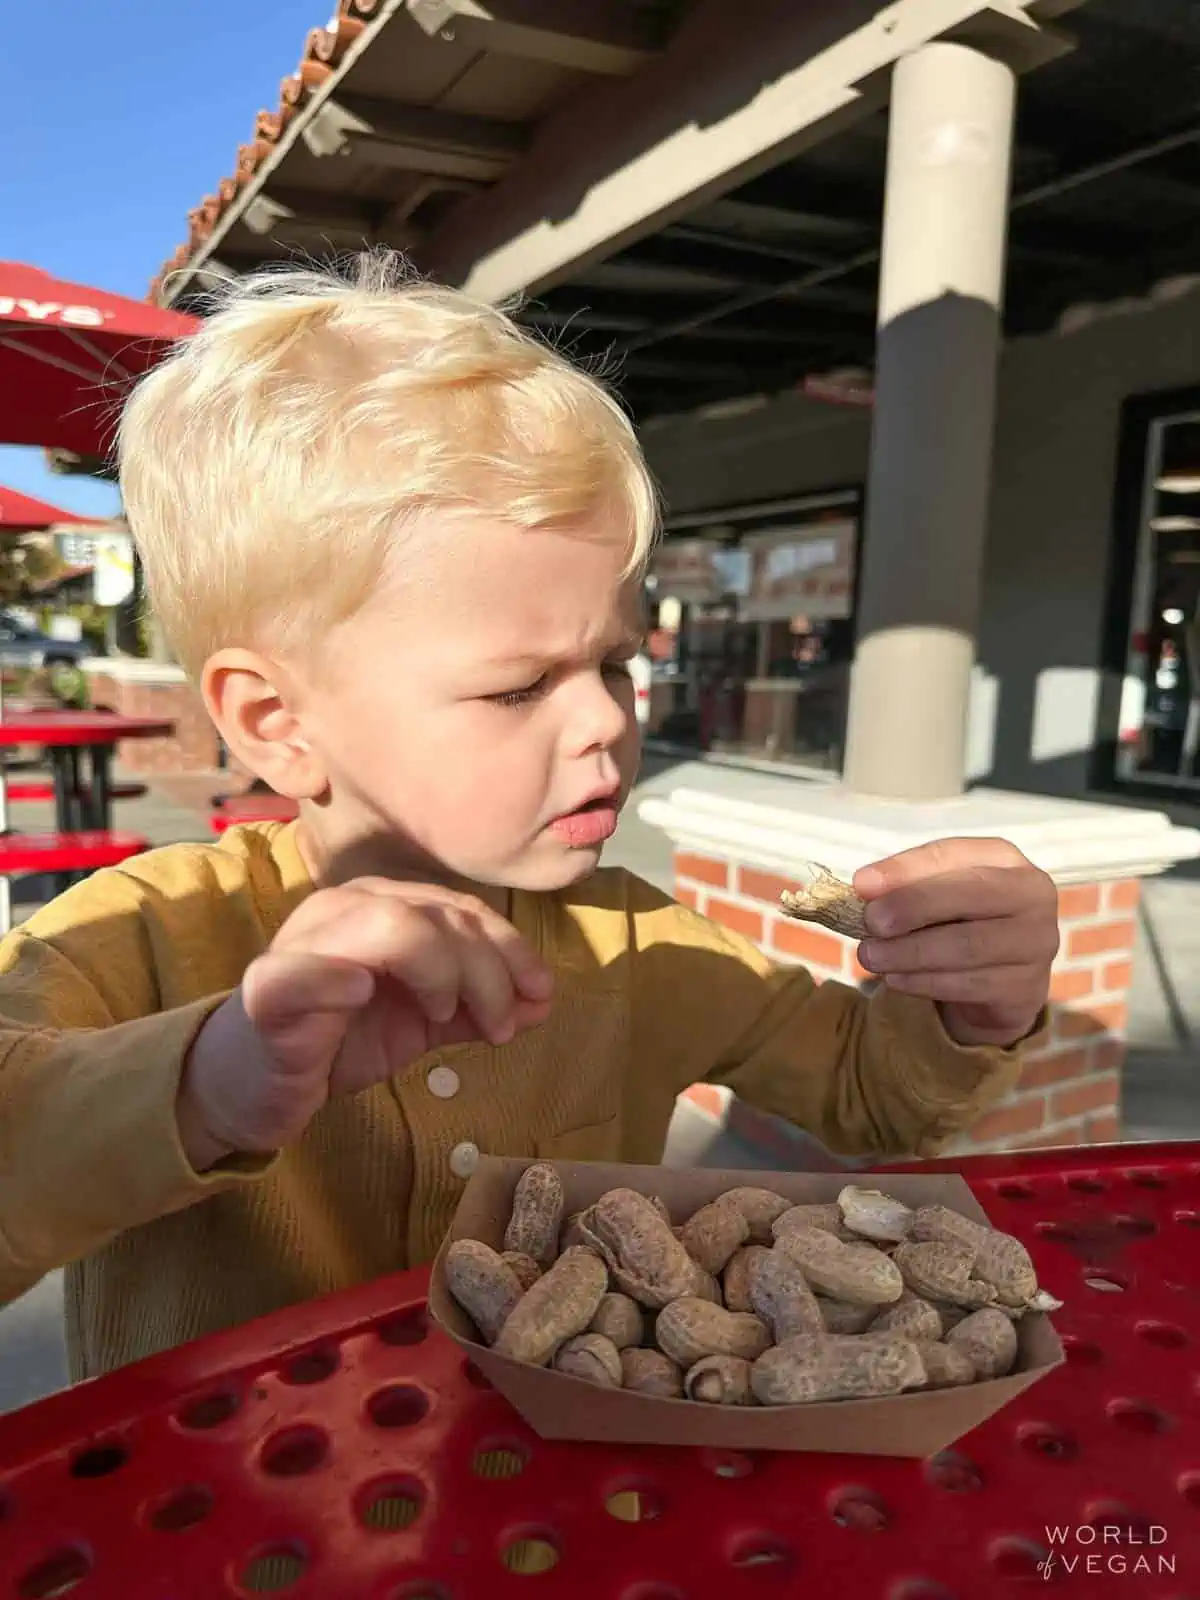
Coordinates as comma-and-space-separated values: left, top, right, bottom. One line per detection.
778, 863, 869, 941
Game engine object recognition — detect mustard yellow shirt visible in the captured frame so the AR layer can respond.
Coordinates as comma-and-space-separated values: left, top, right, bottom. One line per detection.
0, 822, 1026, 1381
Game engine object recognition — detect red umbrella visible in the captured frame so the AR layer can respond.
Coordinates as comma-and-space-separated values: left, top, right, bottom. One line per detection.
0, 484, 101, 534
0, 263, 198, 457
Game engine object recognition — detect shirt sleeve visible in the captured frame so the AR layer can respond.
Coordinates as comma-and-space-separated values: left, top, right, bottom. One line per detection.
624, 873, 1041, 1160
0, 876, 273, 1308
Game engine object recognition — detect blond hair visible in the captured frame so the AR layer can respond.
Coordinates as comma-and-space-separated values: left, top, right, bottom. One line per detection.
119, 252, 659, 678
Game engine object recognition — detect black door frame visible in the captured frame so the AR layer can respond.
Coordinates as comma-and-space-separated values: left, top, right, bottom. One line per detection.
1093, 383, 1200, 803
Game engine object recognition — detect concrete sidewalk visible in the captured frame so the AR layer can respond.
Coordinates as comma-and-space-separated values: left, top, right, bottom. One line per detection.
3, 752, 1199, 1414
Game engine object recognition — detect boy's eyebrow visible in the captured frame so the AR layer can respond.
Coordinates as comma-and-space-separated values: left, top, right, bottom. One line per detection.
484, 632, 644, 669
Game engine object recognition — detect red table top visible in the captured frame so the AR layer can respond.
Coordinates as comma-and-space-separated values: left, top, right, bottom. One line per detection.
0, 711, 175, 747
1, 1140, 1198, 1599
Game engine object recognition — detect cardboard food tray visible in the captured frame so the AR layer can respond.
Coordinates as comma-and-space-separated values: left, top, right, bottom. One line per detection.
428, 1158, 1065, 1458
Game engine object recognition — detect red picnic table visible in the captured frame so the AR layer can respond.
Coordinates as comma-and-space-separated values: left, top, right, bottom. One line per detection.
0, 711, 174, 834
1, 1139, 1196, 1599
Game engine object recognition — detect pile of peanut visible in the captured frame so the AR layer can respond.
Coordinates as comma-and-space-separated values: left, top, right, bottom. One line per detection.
444, 1170, 1062, 1407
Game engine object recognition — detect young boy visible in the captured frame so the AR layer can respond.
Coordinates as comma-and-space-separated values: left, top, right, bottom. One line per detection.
0, 254, 1058, 1384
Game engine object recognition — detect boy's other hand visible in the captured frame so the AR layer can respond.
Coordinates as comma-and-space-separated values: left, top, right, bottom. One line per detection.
852, 837, 1059, 1050
177, 880, 553, 1170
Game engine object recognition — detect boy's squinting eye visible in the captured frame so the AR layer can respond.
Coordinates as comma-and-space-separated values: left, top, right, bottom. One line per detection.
487, 674, 548, 708
485, 660, 633, 709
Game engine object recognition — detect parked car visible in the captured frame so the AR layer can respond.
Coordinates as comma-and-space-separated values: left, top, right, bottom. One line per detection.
0, 615, 87, 670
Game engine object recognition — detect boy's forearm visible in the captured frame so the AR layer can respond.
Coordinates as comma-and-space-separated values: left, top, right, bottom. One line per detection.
709, 978, 1035, 1161
0, 998, 269, 1303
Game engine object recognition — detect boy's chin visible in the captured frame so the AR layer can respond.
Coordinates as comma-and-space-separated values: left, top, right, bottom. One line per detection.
511, 841, 606, 892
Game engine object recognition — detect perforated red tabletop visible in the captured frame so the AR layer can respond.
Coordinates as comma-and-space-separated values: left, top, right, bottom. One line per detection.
2, 1141, 1198, 1600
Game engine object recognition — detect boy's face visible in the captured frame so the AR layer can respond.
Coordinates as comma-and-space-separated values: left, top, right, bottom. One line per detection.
298, 509, 644, 892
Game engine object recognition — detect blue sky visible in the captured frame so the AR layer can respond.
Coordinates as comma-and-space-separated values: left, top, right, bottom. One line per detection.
0, 0, 319, 518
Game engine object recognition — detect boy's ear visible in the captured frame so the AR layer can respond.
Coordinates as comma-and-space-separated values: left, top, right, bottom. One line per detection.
200, 649, 327, 800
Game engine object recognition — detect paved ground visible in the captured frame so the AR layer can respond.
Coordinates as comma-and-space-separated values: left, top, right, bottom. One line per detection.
2, 750, 1198, 1413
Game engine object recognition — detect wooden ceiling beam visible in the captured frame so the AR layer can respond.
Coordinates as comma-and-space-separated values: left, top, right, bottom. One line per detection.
302, 94, 528, 183
403, 0, 666, 76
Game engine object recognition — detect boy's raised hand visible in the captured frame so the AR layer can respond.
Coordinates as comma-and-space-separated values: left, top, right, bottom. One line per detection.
177, 879, 553, 1171
852, 837, 1059, 1050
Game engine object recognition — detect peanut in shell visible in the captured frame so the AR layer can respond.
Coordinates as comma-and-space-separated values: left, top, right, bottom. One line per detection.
580, 1188, 697, 1309
655, 1296, 772, 1368
775, 1228, 904, 1306
685, 1354, 755, 1406
503, 1163, 565, 1265
444, 1239, 526, 1344
752, 1333, 924, 1405
553, 1332, 623, 1387
680, 1197, 750, 1275
620, 1346, 684, 1398
492, 1247, 608, 1366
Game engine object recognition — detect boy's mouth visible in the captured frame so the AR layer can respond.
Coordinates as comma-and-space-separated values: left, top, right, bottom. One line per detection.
547, 789, 621, 848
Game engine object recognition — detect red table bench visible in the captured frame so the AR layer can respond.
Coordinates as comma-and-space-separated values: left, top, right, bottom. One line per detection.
1, 1140, 1197, 1598
0, 830, 149, 876
5, 779, 147, 805
210, 792, 299, 832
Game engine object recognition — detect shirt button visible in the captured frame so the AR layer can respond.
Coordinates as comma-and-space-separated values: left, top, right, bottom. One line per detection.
427, 1065, 461, 1099
450, 1141, 480, 1179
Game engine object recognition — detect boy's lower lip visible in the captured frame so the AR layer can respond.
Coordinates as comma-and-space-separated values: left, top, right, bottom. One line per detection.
548, 801, 619, 847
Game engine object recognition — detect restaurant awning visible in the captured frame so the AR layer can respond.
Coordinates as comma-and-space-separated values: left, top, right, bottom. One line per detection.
0, 263, 197, 457
0, 485, 100, 535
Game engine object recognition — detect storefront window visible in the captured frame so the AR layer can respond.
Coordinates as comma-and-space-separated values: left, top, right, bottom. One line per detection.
1116, 408, 1200, 791
644, 490, 860, 770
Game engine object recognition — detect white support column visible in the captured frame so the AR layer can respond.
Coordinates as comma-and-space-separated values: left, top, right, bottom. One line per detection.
843, 40, 1016, 800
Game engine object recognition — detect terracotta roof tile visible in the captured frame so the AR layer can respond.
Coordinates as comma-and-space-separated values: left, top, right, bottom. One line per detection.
152, 0, 386, 300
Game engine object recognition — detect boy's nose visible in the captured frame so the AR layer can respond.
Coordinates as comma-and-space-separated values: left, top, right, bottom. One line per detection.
569, 674, 632, 755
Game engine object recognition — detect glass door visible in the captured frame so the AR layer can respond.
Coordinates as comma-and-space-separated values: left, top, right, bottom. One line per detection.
1117, 409, 1200, 790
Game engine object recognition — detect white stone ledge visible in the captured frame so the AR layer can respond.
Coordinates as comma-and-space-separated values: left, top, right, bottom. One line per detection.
82, 657, 189, 686
639, 779, 1200, 887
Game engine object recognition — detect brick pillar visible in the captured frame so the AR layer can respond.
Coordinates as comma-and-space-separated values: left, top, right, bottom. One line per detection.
673, 851, 1135, 1157
86, 671, 220, 774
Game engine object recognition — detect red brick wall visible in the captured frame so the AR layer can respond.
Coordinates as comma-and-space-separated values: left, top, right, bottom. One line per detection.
86, 672, 220, 774
674, 851, 1135, 1158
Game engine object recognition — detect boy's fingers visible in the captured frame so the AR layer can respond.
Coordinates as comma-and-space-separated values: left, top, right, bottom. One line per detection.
886, 964, 1046, 1003
244, 951, 375, 1033
854, 837, 1027, 899
861, 914, 1045, 975
865, 868, 1057, 940
440, 910, 520, 1045
461, 901, 554, 1001
293, 898, 464, 1024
